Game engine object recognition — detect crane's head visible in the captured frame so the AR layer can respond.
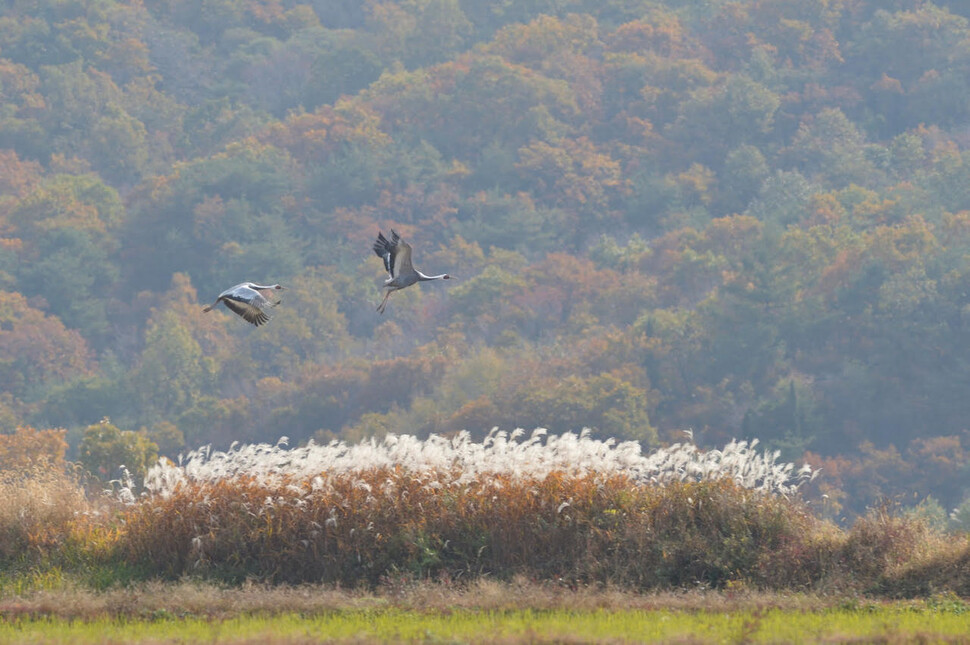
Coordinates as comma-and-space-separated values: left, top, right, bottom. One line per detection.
271, 284, 286, 290
443, 274, 452, 280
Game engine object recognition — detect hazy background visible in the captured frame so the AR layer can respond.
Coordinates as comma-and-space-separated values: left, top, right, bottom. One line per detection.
1, 0, 969, 520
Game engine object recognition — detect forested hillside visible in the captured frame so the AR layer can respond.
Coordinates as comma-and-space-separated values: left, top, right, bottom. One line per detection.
1, 0, 970, 520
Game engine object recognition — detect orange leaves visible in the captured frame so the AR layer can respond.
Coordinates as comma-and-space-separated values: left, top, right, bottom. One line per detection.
515, 136, 625, 216
867, 215, 939, 265
806, 193, 846, 227
704, 215, 764, 257
805, 435, 970, 523
0, 150, 42, 199
669, 163, 716, 206
0, 291, 97, 394
141, 274, 220, 343
8, 174, 123, 236
607, 12, 688, 58
487, 14, 600, 66
0, 58, 43, 115
0, 426, 67, 470
262, 103, 390, 164
941, 210, 970, 240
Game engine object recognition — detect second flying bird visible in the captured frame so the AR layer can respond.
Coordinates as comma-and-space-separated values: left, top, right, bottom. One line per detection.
203, 282, 286, 326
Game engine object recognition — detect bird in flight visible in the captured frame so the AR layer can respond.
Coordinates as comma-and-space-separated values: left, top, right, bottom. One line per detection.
373, 230, 450, 314
203, 282, 286, 326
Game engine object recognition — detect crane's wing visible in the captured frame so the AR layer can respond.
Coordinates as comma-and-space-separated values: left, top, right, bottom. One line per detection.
222, 288, 274, 326
254, 286, 284, 306
394, 236, 415, 277
373, 230, 414, 279
372, 232, 392, 275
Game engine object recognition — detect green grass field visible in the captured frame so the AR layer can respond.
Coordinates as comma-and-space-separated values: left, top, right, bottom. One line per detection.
3, 600, 970, 644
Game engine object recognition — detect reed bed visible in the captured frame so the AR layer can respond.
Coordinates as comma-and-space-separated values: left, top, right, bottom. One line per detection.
6, 430, 961, 595
118, 430, 826, 587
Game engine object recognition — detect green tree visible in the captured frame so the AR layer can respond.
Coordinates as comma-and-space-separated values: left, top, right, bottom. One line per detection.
19, 227, 119, 340
848, 6, 970, 130
0, 60, 47, 159
718, 144, 769, 215
515, 372, 657, 444
249, 269, 352, 373
145, 421, 185, 458
123, 142, 298, 292
131, 309, 212, 418
362, 54, 579, 159
303, 42, 383, 108
89, 108, 149, 185
368, 0, 471, 67
78, 419, 158, 482
37, 374, 130, 431
451, 190, 567, 253
666, 74, 780, 164
786, 108, 882, 188
745, 170, 815, 227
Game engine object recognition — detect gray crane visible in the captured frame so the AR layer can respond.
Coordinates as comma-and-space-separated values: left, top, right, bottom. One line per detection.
373, 230, 450, 314
203, 282, 286, 326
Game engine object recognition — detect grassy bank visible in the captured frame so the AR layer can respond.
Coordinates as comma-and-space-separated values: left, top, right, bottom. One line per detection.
1, 582, 970, 644
7, 607, 970, 645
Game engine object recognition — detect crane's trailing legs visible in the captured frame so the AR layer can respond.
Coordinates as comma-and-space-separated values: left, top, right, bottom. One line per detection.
377, 286, 397, 314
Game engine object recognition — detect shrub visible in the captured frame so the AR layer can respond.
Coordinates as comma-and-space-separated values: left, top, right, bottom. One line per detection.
883, 535, 970, 598
78, 420, 157, 483
840, 503, 935, 592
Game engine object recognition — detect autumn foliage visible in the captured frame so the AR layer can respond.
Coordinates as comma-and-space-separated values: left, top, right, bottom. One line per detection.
4, 0, 970, 526
0, 426, 67, 470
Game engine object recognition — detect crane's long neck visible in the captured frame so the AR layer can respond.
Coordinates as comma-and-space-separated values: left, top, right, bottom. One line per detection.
416, 271, 448, 281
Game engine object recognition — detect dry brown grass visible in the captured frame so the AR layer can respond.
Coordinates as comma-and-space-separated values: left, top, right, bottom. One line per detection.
877, 531, 970, 597
0, 464, 91, 565
4, 450, 970, 600
120, 469, 829, 589
0, 577, 841, 621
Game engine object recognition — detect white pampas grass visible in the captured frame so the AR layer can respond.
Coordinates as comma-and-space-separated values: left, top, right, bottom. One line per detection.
137, 429, 814, 502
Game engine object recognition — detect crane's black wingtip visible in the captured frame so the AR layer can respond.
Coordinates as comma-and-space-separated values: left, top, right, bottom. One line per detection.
373, 231, 390, 256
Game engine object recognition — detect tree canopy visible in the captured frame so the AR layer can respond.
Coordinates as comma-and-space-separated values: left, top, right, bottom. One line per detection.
2, 0, 970, 520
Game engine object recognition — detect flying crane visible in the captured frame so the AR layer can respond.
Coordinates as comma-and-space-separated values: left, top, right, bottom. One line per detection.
203, 282, 285, 326
372, 230, 451, 314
